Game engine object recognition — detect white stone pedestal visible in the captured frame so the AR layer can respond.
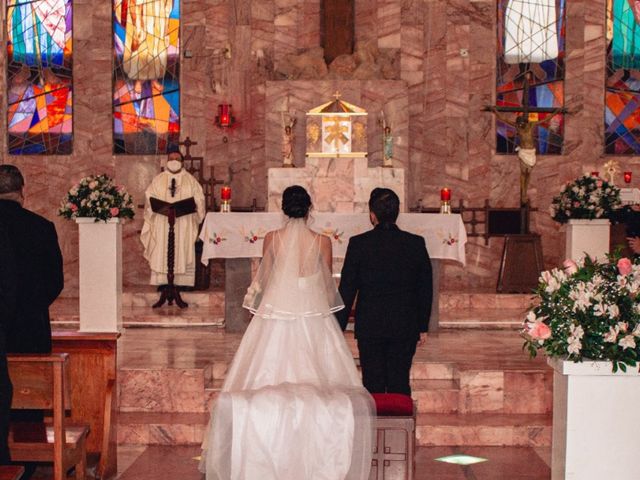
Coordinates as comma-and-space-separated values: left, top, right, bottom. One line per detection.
565, 219, 610, 262
76, 218, 123, 332
548, 358, 640, 480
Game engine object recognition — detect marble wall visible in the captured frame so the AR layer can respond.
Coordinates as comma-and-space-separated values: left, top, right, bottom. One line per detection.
1, 0, 635, 295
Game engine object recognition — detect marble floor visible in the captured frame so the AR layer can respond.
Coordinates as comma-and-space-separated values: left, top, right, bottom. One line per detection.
25, 326, 554, 478
112, 444, 551, 479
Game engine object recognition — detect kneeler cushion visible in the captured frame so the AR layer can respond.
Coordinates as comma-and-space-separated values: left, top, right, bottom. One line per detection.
372, 393, 413, 416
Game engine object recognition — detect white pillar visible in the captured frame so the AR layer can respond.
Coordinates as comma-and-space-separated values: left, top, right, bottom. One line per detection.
549, 358, 640, 480
76, 218, 122, 332
565, 219, 610, 262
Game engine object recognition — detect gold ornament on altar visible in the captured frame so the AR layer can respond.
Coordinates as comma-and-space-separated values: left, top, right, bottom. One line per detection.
603, 159, 620, 185
305, 91, 367, 158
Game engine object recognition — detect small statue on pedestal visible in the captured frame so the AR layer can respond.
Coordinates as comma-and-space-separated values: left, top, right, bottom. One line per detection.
380, 112, 393, 168
281, 112, 297, 168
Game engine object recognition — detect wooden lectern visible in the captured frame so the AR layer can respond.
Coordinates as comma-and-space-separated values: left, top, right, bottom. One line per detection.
150, 196, 197, 308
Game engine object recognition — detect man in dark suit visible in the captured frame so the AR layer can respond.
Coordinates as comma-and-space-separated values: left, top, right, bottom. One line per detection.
0, 165, 64, 354
0, 224, 15, 465
336, 188, 432, 396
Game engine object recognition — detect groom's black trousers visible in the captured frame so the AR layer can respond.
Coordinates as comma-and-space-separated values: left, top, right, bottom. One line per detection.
357, 337, 417, 396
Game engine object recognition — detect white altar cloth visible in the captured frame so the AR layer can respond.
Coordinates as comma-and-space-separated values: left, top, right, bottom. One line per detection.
200, 213, 467, 265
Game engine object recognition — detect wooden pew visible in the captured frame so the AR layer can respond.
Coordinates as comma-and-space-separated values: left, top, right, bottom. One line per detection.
52, 331, 119, 479
0, 466, 24, 480
7, 353, 89, 480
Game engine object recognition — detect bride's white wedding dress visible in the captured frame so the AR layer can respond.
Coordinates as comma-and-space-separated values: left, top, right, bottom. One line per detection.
199, 218, 375, 480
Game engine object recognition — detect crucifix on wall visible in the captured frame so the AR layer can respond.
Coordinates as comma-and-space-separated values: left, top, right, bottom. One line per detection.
484, 70, 567, 210
321, 0, 355, 64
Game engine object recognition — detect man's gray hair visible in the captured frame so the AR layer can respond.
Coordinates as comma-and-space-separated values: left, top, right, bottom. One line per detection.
0, 165, 25, 194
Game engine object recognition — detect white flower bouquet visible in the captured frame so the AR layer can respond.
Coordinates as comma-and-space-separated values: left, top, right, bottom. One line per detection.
522, 254, 640, 372
59, 174, 135, 222
549, 175, 621, 224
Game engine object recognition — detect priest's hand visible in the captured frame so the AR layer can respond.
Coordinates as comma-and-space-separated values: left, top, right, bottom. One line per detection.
418, 332, 427, 346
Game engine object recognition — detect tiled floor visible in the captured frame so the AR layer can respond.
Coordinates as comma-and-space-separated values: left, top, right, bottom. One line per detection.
111, 445, 550, 479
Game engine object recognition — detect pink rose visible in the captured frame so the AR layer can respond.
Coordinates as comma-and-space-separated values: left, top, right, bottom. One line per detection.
110, 207, 120, 216
618, 257, 633, 276
529, 321, 552, 340
563, 259, 578, 275
597, 180, 603, 188
70, 204, 78, 212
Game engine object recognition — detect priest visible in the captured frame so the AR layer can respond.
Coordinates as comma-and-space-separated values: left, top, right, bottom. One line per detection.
140, 147, 206, 288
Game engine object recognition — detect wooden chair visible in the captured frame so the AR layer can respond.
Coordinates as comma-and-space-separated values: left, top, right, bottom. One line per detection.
0, 466, 24, 480
7, 353, 89, 480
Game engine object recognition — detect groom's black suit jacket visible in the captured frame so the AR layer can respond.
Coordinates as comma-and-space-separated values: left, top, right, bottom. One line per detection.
0, 199, 63, 353
336, 223, 432, 340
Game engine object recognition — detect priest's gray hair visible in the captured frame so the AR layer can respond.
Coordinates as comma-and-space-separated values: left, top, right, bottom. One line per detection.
0, 165, 25, 195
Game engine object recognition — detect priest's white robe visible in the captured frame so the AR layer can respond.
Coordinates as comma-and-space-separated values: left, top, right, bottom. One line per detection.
140, 169, 205, 286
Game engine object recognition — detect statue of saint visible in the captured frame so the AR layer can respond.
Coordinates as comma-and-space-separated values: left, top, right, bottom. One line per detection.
382, 126, 393, 167
281, 113, 297, 167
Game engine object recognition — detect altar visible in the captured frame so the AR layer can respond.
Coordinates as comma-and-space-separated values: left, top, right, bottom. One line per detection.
200, 212, 467, 331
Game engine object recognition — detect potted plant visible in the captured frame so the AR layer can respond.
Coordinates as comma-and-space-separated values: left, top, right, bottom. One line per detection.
59, 174, 134, 332
522, 254, 640, 480
550, 175, 621, 261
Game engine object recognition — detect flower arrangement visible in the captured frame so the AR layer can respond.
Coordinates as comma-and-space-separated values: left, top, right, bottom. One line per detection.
522, 254, 640, 372
59, 174, 135, 222
549, 175, 621, 224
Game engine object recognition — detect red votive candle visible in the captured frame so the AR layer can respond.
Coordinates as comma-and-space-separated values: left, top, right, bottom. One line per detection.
624, 171, 632, 184
440, 188, 451, 202
591, 171, 599, 177
221, 186, 231, 201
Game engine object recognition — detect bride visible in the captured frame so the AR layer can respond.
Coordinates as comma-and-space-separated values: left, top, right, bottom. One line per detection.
199, 185, 375, 480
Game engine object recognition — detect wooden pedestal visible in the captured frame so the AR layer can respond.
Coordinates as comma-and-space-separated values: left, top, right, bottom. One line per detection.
497, 234, 544, 293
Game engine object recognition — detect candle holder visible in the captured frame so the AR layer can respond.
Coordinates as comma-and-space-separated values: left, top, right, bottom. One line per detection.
220, 186, 231, 213
624, 171, 632, 184
440, 187, 452, 214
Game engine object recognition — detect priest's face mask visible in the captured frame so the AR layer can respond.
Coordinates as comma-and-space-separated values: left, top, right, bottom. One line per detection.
166, 152, 184, 173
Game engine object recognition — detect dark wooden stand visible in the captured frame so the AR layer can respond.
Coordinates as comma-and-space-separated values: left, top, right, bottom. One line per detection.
153, 207, 188, 309
497, 233, 544, 293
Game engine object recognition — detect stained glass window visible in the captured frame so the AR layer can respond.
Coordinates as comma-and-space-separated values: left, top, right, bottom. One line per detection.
605, 0, 640, 154
496, 0, 565, 155
6, 0, 73, 155
113, 0, 180, 154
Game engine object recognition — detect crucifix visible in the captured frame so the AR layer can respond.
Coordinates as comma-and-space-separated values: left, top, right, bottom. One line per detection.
484, 70, 568, 211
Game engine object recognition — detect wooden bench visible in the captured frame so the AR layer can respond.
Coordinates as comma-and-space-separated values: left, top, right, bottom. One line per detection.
0, 466, 24, 480
7, 353, 89, 480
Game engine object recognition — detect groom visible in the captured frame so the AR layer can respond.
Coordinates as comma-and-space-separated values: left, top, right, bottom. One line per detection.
336, 188, 432, 396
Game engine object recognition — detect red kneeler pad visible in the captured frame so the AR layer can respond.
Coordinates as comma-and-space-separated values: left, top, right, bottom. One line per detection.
372, 393, 414, 416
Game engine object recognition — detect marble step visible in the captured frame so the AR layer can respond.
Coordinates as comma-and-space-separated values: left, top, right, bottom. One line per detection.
50, 303, 225, 328
122, 286, 225, 308
439, 292, 535, 311
416, 412, 552, 447
412, 379, 460, 414
118, 368, 211, 413
117, 412, 552, 448
118, 412, 209, 446
439, 308, 525, 329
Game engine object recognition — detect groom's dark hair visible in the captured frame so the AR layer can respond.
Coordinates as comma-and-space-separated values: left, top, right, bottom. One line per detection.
369, 188, 399, 224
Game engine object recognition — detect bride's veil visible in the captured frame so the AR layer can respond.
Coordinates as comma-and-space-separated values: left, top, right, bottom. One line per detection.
242, 217, 344, 319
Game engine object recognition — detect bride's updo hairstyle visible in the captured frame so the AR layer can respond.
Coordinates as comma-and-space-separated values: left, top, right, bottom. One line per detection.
282, 185, 312, 218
